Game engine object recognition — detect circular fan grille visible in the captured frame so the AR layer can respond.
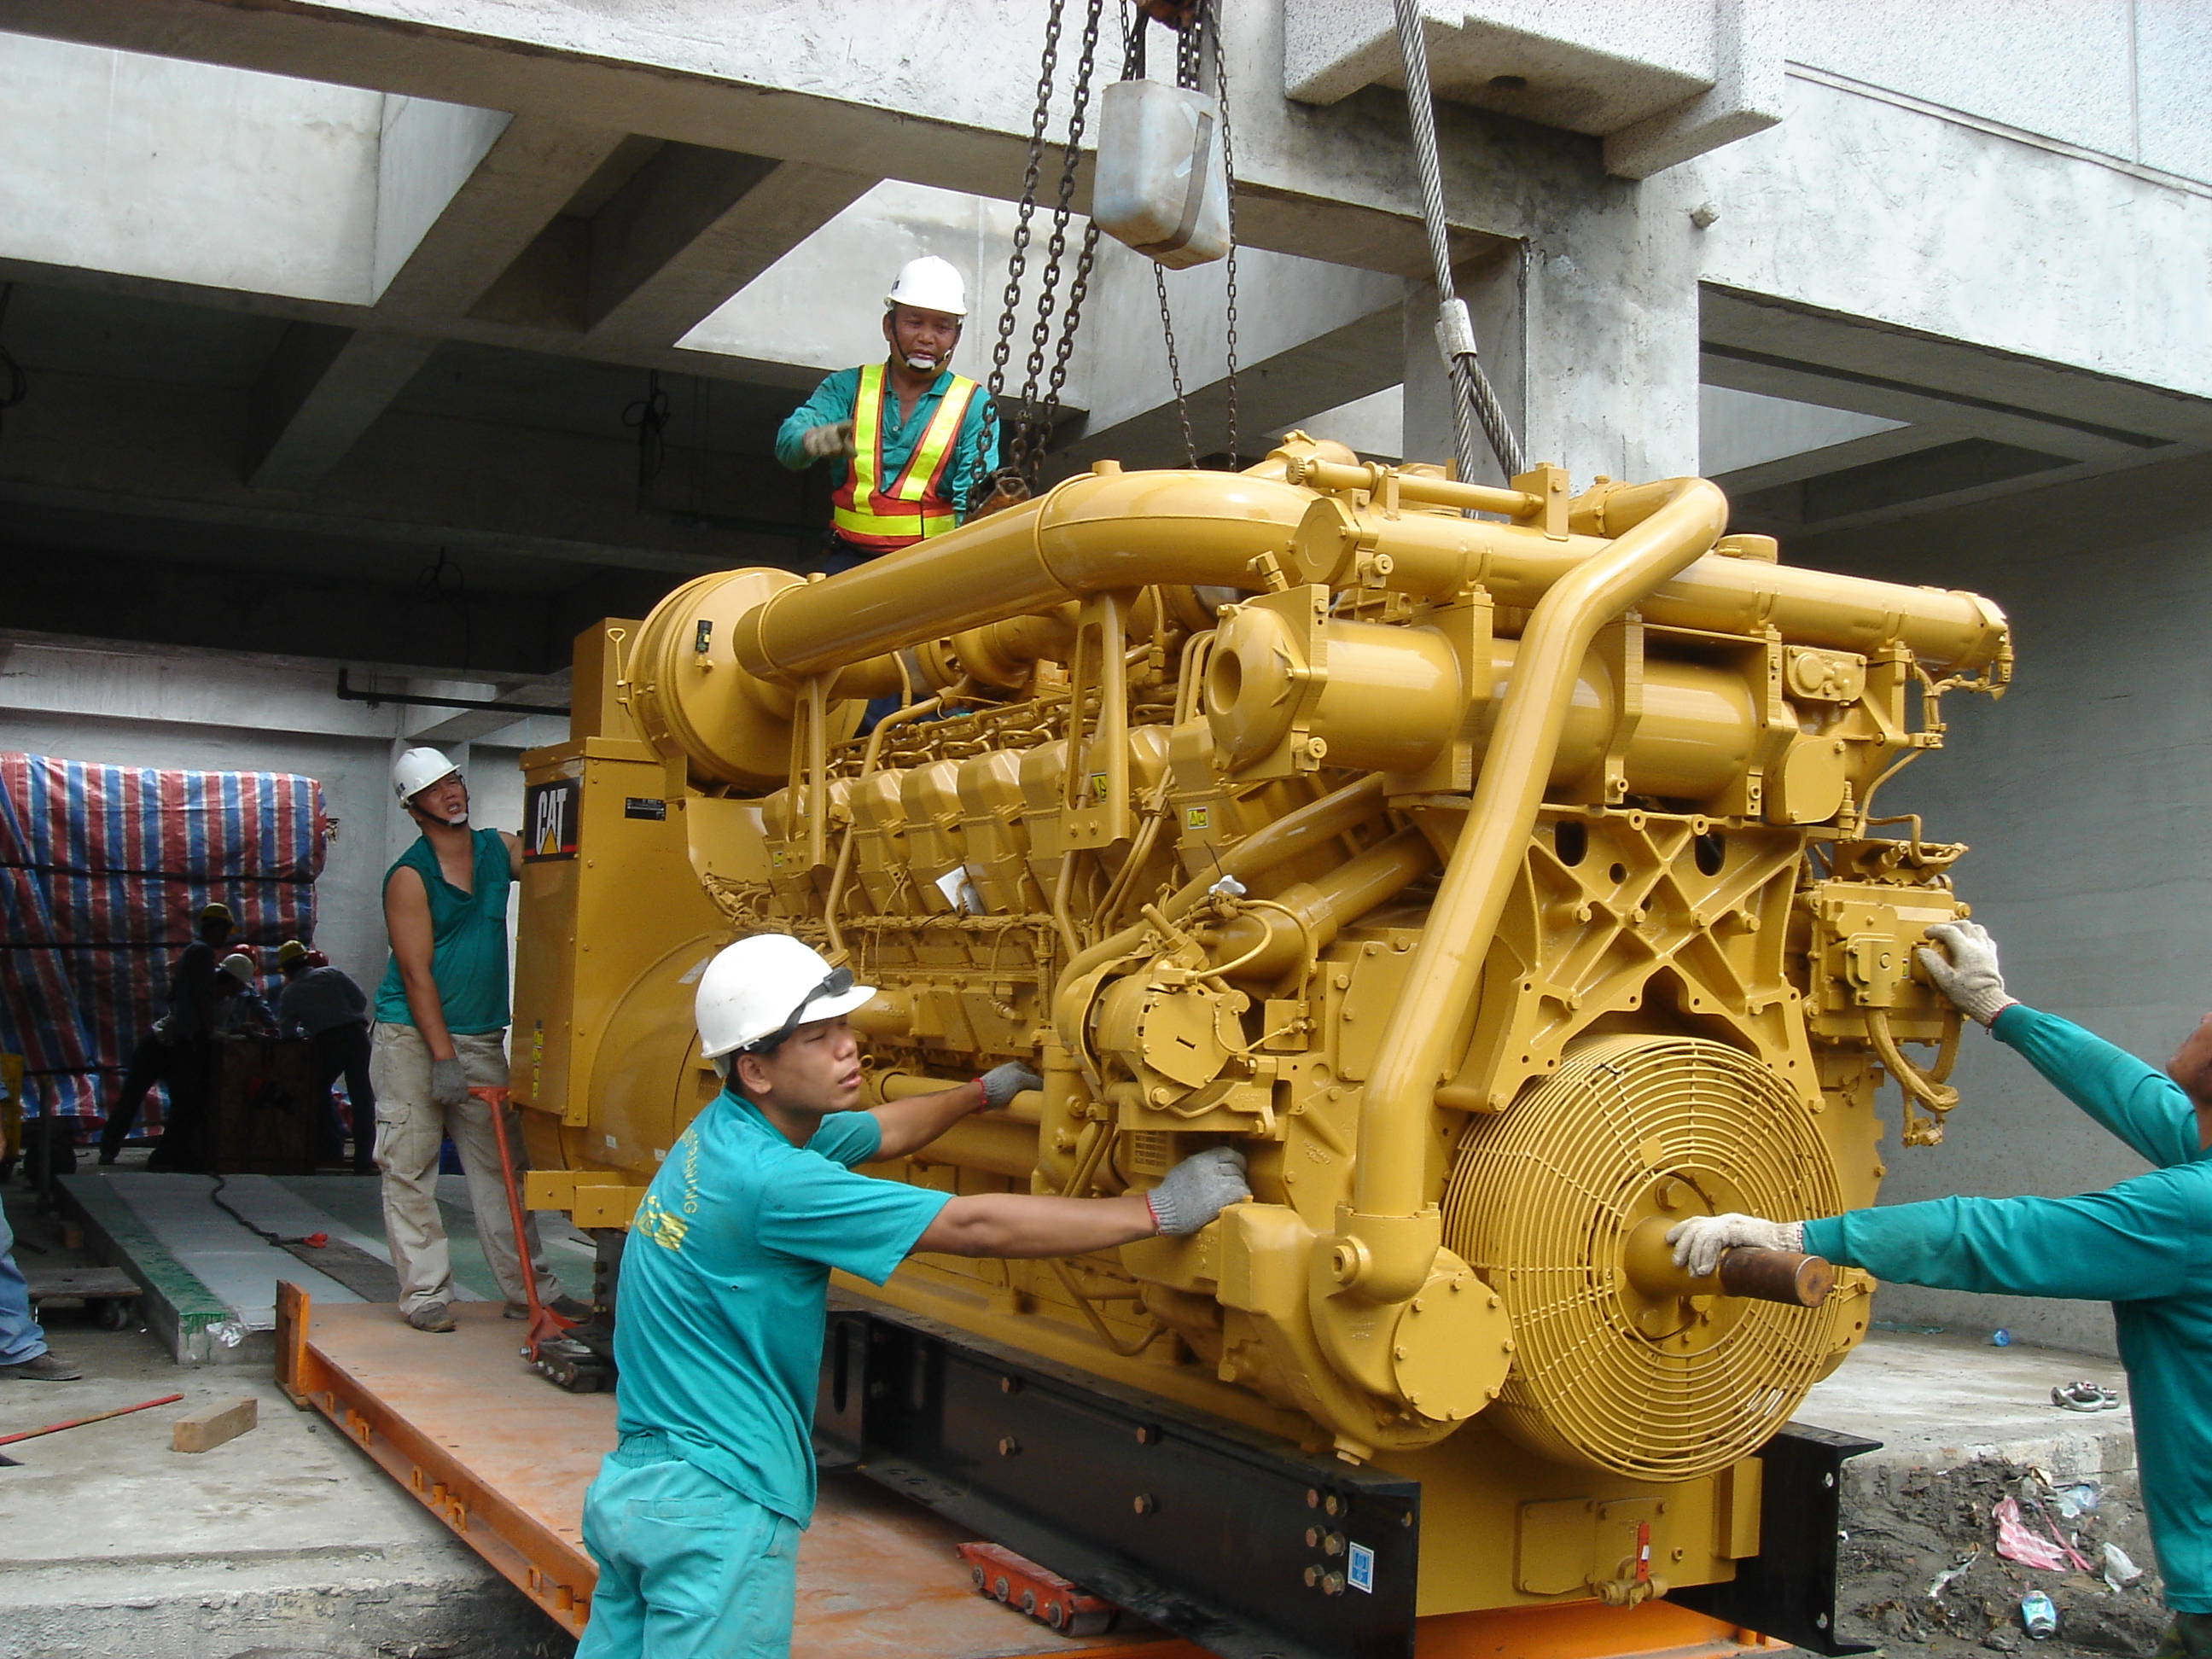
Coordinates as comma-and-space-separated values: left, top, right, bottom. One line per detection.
1442, 1033, 1850, 1480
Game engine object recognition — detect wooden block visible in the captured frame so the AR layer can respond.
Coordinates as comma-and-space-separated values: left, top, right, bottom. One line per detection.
172, 1395, 259, 1454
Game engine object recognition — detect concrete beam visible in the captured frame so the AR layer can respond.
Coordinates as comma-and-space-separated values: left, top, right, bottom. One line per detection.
375, 114, 632, 317
467, 146, 879, 350
0, 0, 1563, 274
244, 322, 439, 490
372, 95, 510, 300
585, 151, 877, 350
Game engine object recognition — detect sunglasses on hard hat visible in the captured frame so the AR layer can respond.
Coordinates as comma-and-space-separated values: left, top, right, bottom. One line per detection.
747, 966, 856, 1054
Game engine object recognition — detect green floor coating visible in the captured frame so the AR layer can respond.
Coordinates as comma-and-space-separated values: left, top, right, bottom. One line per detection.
272, 1173, 590, 1306
55, 1173, 236, 1355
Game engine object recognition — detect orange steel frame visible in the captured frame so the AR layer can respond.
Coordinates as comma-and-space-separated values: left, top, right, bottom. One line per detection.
274, 1278, 1778, 1659
275, 1281, 597, 1635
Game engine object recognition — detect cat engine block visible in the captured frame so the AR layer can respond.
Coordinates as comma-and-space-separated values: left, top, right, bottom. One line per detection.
512, 435, 2009, 1618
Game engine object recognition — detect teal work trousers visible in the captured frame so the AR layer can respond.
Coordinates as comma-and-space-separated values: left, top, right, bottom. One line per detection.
576, 1435, 801, 1659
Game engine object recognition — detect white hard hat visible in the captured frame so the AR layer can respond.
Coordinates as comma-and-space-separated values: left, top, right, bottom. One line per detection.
392, 747, 459, 804
218, 952, 256, 986
696, 934, 876, 1060
884, 255, 968, 319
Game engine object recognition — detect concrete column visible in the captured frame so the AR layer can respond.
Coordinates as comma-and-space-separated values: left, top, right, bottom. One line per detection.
1403, 187, 1701, 489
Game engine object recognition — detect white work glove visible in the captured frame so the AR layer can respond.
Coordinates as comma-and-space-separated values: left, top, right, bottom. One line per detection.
1145, 1147, 1249, 1237
429, 1057, 471, 1110
1918, 919, 2016, 1026
1667, 1214, 1803, 1279
977, 1062, 1042, 1112
800, 420, 855, 462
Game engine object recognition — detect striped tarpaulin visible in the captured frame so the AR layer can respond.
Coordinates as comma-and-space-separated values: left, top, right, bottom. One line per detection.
0, 753, 328, 1132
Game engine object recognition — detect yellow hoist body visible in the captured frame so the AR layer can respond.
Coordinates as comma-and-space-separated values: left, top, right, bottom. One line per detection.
510, 436, 2010, 1619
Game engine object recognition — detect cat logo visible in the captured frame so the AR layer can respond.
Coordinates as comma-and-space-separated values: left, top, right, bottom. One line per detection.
522, 778, 579, 862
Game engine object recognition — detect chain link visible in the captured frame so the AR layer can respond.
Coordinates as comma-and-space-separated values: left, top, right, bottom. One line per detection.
1155, 265, 1196, 466
1210, 1, 1240, 469
978, 0, 1068, 495
1020, 0, 1107, 477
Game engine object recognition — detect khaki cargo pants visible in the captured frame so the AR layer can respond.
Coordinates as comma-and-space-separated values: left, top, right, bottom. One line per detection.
370, 1023, 553, 1316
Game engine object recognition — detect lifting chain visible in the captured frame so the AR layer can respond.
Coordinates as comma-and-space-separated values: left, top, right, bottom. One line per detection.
1140, 0, 1240, 469
978, 0, 1108, 503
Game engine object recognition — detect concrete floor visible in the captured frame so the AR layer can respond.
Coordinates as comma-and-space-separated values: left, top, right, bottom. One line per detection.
3, 1189, 567, 1659
1805, 1326, 2134, 1484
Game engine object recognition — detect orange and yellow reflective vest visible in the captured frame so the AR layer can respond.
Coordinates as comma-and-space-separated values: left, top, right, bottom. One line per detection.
830, 364, 981, 553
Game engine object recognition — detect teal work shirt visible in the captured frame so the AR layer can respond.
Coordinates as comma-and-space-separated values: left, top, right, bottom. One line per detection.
612, 1091, 951, 1525
372, 829, 513, 1033
1802, 1004, 2212, 1610
774, 364, 999, 520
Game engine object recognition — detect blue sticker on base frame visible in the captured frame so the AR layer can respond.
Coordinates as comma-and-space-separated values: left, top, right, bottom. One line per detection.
1348, 1540, 1375, 1593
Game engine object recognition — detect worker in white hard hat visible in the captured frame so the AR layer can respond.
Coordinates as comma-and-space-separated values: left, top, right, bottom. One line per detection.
372, 748, 581, 1334
774, 254, 1000, 573
573, 934, 1250, 1659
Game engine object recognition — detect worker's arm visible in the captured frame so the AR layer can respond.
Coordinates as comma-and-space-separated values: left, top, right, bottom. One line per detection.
1922, 921, 2207, 1165
914, 1191, 1155, 1258
500, 829, 522, 879
275, 982, 306, 1040
869, 1062, 1040, 1161
1993, 1004, 2209, 1167
914, 1146, 1248, 1258
1801, 1168, 2211, 1302
773, 370, 859, 472
383, 865, 457, 1062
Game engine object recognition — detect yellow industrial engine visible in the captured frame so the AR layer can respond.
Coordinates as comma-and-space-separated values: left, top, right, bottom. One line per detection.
511, 435, 2009, 1648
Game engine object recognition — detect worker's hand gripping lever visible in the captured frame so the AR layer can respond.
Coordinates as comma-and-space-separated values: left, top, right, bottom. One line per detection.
1628, 1213, 1837, 1307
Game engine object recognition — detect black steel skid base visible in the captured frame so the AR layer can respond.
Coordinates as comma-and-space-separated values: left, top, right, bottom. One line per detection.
813, 1295, 1877, 1659
816, 1295, 1419, 1659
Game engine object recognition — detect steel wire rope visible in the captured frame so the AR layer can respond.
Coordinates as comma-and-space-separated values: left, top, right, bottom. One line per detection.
1389, 0, 1525, 483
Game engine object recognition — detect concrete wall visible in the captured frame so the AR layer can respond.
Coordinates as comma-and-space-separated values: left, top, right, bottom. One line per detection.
0, 641, 535, 1003
1794, 450, 2212, 1357
1784, 0, 2212, 186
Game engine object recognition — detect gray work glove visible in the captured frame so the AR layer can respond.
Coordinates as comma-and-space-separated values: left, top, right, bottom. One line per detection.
1918, 919, 2015, 1026
1145, 1146, 1249, 1237
429, 1057, 470, 1110
800, 420, 855, 462
1667, 1214, 1803, 1278
978, 1061, 1043, 1112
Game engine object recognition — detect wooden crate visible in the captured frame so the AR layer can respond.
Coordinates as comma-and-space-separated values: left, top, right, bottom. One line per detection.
205, 1037, 324, 1175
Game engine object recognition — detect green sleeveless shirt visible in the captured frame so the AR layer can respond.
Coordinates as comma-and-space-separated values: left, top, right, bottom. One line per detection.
374, 828, 512, 1034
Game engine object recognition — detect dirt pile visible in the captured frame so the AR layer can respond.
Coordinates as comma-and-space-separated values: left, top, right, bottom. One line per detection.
1835, 1457, 2167, 1657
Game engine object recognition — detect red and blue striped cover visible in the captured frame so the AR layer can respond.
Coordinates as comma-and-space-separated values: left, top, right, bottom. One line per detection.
0, 753, 328, 1132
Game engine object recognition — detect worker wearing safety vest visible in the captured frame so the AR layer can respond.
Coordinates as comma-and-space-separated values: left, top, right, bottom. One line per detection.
774, 256, 998, 572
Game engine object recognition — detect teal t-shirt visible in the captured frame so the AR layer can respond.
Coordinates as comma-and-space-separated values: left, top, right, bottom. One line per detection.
372, 828, 512, 1033
611, 1091, 951, 1525
1802, 1004, 2212, 1610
